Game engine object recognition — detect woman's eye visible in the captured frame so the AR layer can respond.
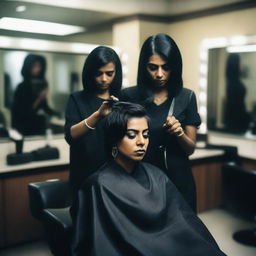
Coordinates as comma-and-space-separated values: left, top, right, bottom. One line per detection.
126, 132, 136, 139
95, 71, 103, 77
147, 64, 158, 71
143, 133, 150, 139
106, 71, 114, 77
162, 64, 170, 71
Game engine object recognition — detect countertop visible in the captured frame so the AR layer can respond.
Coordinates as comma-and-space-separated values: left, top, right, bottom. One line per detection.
0, 138, 69, 174
0, 138, 225, 175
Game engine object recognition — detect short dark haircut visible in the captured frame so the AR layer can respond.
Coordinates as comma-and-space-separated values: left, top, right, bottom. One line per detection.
137, 33, 183, 97
104, 101, 149, 158
82, 46, 122, 96
21, 54, 46, 80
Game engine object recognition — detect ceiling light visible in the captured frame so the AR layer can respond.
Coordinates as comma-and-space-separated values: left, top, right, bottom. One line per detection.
0, 17, 85, 36
16, 5, 26, 12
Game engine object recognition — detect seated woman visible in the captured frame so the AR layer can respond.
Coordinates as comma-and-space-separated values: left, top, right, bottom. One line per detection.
72, 102, 226, 256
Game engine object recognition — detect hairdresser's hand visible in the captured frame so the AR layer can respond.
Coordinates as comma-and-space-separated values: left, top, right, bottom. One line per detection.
97, 95, 119, 117
163, 116, 184, 137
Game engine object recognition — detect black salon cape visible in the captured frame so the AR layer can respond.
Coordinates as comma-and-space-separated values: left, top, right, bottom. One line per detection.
72, 161, 226, 256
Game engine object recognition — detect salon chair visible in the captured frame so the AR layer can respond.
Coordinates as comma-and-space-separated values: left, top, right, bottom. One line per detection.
28, 179, 72, 255
222, 162, 256, 247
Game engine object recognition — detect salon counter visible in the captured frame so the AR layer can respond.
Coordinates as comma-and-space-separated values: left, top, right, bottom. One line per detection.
0, 137, 69, 175
208, 131, 256, 161
0, 138, 69, 248
0, 139, 230, 248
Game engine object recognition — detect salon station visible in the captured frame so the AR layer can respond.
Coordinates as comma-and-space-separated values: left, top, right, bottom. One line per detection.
0, 1, 256, 255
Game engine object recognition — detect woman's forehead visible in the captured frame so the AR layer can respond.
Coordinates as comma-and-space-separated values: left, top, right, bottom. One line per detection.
148, 54, 166, 64
127, 117, 148, 129
98, 62, 115, 71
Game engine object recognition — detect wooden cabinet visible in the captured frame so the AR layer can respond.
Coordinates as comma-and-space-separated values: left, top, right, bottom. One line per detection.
0, 168, 69, 248
192, 162, 223, 213
192, 158, 256, 214
241, 158, 256, 170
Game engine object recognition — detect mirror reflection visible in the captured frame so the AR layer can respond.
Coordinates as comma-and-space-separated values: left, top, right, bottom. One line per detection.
207, 48, 256, 135
0, 49, 86, 137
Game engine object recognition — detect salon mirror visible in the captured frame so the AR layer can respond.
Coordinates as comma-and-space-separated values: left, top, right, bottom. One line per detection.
198, 35, 256, 139
1, 50, 85, 135
0, 36, 123, 141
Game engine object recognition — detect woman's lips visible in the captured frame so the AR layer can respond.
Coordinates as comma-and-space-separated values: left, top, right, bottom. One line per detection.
134, 150, 146, 155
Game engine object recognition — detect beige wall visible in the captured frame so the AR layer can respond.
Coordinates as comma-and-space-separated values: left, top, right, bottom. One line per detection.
167, 7, 256, 95
113, 20, 141, 86
67, 7, 256, 92
139, 20, 169, 48
113, 19, 169, 85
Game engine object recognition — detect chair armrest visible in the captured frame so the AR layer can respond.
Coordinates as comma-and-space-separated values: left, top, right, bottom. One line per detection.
43, 207, 72, 231
28, 179, 71, 220
223, 162, 256, 175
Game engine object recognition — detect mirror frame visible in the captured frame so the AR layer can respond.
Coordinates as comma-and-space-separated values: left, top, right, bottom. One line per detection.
198, 34, 256, 137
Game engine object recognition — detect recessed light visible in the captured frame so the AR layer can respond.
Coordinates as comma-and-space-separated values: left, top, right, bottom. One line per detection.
0, 17, 85, 36
16, 5, 26, 12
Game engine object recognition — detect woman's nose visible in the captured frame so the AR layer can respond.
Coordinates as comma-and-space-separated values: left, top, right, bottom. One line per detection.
137, 135, 145, 145
156, 67, 163, 78
101, 73, 107, 81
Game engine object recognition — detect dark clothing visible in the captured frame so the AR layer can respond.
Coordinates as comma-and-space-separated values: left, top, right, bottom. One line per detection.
224, 53, 250, 133
72, 161, 226, 256
224, 79, 250, 133
64, 91, 108, 215
121, 87, 201, 211
12, 79, 57, 136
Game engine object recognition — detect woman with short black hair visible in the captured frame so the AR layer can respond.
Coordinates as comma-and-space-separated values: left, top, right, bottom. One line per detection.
72, 101, 225, 256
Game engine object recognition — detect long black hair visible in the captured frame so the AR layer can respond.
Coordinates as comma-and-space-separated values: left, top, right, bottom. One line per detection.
82, 46, 122, 96
104, 101, 149, 158
137, 33, 183, 98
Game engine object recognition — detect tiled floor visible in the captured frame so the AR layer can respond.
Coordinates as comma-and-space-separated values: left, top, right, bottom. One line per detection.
1, 208, 255, 256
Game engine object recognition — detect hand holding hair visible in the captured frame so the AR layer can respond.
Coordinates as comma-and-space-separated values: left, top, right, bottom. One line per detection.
97, 95, 119, 117
71, 96, 119, 139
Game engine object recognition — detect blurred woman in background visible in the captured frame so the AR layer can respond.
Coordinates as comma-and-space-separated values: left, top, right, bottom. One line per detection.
12, 54, 58, 136
224, 53, 250, 133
